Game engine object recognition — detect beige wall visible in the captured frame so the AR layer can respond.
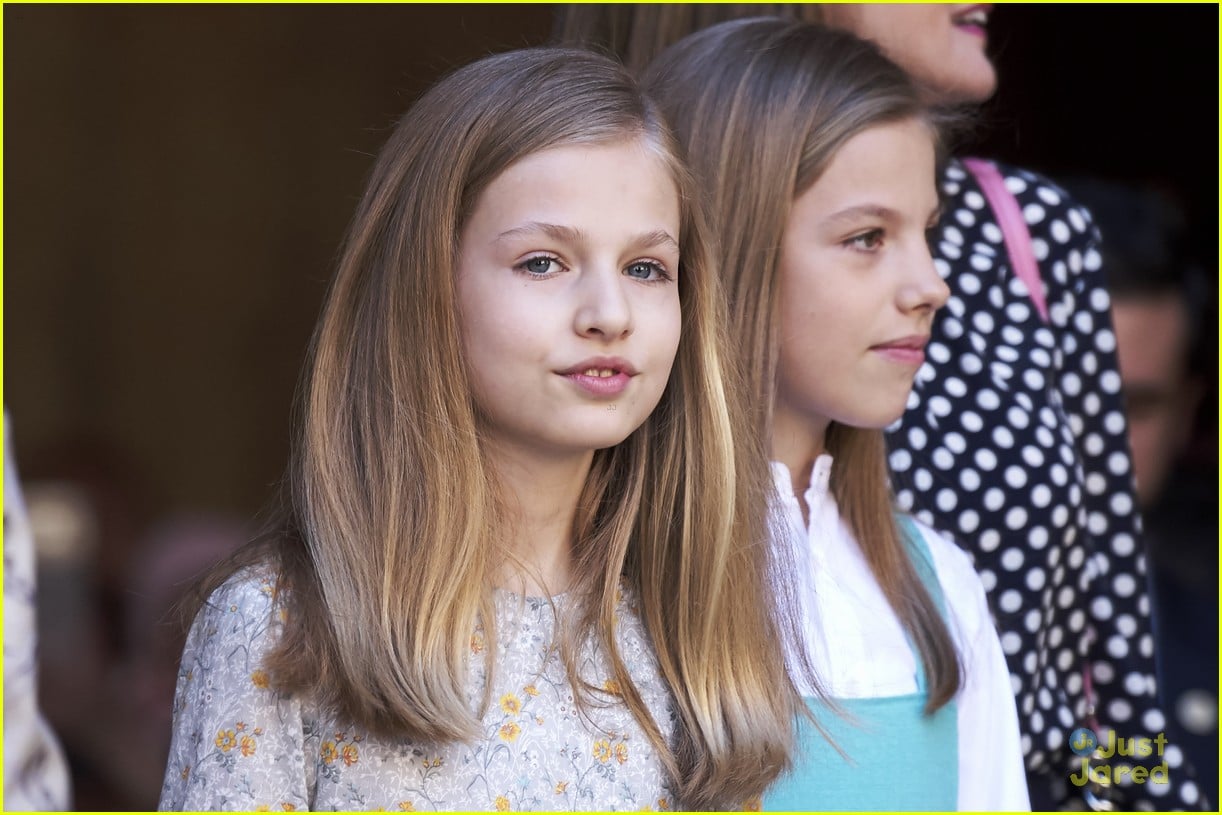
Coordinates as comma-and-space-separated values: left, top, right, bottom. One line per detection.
6, 5, 552, 521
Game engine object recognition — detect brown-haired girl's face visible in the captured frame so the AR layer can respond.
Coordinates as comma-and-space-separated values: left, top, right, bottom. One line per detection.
772, 118, 949, 444
455, 137, 682, 461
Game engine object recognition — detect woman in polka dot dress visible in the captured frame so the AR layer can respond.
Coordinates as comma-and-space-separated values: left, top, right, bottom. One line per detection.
555, 3, 1204, 809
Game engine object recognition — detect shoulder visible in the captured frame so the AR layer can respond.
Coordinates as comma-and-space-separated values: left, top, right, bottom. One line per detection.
906, 517, 982, 598
943, 157, 1100, 248
183, 564, 288, 669
196, 565, 285, 626
162, 564, 312, 811
902, 517, 995, 642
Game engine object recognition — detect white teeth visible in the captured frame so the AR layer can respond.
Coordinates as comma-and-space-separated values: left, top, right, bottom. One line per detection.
581, 368, 616, 378
959, 9, 988, 25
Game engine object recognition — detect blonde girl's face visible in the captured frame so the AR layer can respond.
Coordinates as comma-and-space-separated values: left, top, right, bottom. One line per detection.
456, 137, 682, 462
772, 118, 949, 445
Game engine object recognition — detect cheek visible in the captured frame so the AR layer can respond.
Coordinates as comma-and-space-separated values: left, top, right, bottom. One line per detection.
776, 258, 839, 342
662, 299, 683, 363
640, 290, 683, 364
462, 283, 548, 354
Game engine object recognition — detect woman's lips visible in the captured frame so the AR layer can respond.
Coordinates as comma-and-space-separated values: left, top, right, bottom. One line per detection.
952, 5, 990, 37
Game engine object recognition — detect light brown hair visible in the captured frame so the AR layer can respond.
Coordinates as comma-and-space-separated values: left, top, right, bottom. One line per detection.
643, 19, 962, 712
199, 46, 801, 808
555, 3, 823, 74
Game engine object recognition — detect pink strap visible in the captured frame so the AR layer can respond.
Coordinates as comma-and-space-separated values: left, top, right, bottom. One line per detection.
962, 157, 1050, 323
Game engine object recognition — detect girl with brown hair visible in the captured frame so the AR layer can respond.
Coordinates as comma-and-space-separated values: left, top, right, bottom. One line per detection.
642, 19, 1027, 809
158, 46, 800, 812
561, 5, 1196, 810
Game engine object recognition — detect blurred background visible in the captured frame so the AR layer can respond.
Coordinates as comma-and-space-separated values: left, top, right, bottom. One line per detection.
4, 5, 1216, 809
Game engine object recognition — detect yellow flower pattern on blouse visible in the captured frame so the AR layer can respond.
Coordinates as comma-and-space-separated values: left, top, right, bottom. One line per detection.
593, 739, 612, 764
321, 741, 338, 765
499, 692, 522, 716
215, 729, 237, 752
158, 567, 677, 811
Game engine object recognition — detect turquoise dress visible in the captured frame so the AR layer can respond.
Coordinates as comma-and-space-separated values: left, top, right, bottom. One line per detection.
765, 516, 959, 811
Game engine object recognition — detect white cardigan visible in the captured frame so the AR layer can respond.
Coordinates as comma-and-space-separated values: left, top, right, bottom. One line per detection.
772, 455, 1031, 811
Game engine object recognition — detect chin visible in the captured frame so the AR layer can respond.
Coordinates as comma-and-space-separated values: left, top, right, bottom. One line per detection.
925, 58, 997, 105
570, 422, 642, 453
953, 63, 999, 104
866, 403, 911, 431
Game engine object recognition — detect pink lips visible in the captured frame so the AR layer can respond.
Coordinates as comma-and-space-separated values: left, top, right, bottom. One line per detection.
871, 336, 929, 366
558, 357, 637, 397
952, 4, 991, 38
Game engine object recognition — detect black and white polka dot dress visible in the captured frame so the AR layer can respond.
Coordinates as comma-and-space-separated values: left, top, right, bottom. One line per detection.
885, 159, 1203, 809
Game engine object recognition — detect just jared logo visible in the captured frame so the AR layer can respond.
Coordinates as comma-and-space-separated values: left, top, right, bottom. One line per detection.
1068, 727, 1170, 786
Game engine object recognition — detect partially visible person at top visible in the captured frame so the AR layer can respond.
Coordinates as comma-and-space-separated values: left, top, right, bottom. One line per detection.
4, 414, 73, 811
642, 19, 1027, 810
158, 45, 804, 812
556, 4, 1205, 809
1063, 177, 1217, 807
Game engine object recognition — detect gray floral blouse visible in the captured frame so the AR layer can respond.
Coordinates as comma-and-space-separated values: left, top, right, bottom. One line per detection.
158, 568, 678, 812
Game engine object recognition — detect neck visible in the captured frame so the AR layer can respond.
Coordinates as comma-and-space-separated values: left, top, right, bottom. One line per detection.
487, 444, 594, 597
771, 406, 829, 523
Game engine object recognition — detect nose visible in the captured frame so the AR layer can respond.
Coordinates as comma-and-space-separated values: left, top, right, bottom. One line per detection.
897, 241, 950, 313
574, 265, 633, 340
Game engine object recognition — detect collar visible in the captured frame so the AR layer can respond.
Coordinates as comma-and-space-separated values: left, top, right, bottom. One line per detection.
772, 452, 834, 500
772, 453, 838, 536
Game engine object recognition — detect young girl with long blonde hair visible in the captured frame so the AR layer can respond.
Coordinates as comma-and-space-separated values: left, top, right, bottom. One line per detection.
644, 19, 1028, 809
158, 46, 800, 812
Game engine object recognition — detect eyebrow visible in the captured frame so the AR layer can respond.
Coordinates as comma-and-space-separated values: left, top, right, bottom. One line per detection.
821, 203, 943, 229
495, 221, 679, 253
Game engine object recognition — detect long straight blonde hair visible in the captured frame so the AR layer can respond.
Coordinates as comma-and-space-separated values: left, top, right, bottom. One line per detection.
199, 46, 802, 809
644, 20, 962, 711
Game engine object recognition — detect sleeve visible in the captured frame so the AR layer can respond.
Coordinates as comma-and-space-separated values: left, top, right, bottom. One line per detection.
3, 417, 73, 811
923, 525, 1031, 811
158, 571, 313, 811
1024, 169, 1206, 809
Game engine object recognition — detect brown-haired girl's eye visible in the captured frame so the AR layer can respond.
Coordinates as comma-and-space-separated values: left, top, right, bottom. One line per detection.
845, 229, 884, 252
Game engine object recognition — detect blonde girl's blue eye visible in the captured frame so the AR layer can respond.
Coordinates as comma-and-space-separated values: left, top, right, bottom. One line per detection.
624, 260, 671, 282
517, 255, 562, 276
